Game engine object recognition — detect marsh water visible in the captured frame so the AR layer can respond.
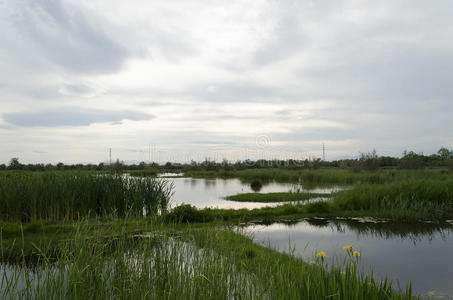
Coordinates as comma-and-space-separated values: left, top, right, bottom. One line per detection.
245, 218, 453, 299
165, 177, 340, 209
3, 177, 450, 298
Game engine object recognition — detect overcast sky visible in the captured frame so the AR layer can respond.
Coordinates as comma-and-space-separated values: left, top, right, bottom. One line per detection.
1, 0, 452, 164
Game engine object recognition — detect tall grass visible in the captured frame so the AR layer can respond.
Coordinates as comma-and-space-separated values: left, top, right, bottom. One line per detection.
225, 191, 331, 202
185, 168, 453, 185
333, 180, 453, 219
0, 221, 416, 299
0, 172, 173, 222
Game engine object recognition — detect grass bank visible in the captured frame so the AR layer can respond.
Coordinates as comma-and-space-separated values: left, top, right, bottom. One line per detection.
164, 180, 453, 223
333, 179, 453, 220
185, 168, 453, 185
225, 191, 331, 202
0, 219, 415, 299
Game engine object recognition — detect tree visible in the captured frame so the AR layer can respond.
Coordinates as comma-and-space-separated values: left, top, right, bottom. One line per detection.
437, 147, 452, 160
8, 157, 22, 170
359, 149, 380, 171
399, 151, 424, 169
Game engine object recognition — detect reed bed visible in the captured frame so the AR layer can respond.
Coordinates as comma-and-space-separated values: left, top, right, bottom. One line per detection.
185, 168, 453, 185
0, 221, 415, 299
225, 192, 331, 202
0, 172, 173, 222
333, 180, 453, 219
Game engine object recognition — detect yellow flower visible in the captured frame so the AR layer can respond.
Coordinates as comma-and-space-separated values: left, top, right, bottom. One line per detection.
316, 251, 327, 258
353, 251, 360, 257
343, 245, 353, 251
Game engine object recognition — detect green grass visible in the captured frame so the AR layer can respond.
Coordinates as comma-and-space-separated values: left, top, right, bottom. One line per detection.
1, 169, 449, 299
333, 180, 453, 220
127, 169, 158, 177
164, 179, 453, 223
0, 172, 173, 222
0, 219, 416, 299
225, 191, 331, 202
185, 168, 453, 185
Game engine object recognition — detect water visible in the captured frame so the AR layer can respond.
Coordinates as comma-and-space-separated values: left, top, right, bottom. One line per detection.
245, 218, 453, 299
157, 172, 183, 178
166, 177, 340, 209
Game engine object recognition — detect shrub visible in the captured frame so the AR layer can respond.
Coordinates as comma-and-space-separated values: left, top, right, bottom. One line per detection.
448, 160, 453, 173
164, 204, 214, 223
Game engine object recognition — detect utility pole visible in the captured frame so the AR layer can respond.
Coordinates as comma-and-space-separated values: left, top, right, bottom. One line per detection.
322, 143, 326, 161
109, 148, 112, 165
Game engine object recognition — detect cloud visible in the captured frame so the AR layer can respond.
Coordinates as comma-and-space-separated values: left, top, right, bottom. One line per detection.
187, 82, 295, 102
1, 0, 453, 163
3, 107, 153, 127
9, 0, 128, 74
58, 83, 104, 98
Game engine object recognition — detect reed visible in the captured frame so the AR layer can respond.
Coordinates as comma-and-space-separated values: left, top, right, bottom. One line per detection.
225, 192, 331, 202
333, 180, 453, 219
185, 168, 453, 185
0, 220, 416, 299
0, 172, 173, 222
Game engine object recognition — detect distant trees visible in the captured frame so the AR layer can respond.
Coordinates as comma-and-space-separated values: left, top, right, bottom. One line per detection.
1, 146, 452, 172
358, 149, 380, 171
399, 151, 425, 169
438, 147, 453, 160
8, 158, 22, 170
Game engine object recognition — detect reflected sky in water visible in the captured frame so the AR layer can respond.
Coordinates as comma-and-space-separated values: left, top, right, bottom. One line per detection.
167, 177, 340, 209
245, 219, 453, 299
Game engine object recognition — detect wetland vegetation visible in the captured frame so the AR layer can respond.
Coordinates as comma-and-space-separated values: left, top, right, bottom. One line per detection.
1, 149, 453, 299
225, 191, 331, 202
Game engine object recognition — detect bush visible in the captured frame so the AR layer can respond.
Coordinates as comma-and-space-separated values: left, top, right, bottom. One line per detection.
448, 160, 453, 173
164, 204, 214, 223
358, 150, 380, 171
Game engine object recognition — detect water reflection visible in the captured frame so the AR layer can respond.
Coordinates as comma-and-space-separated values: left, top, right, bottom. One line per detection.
245, 219, 453, 299
168, 177, 341, 209
250, 180, 263, 192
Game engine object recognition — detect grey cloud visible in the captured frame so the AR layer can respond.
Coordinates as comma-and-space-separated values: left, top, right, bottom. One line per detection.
59, 83, 103, 98
3, 107, 153, 127
191, 141, 238, 145
253, 5, 307, 66
62, 84, 94, 95
10, 0, 128, 74
251, 0, 343, 67
188, 82, 294, 102
277, 127, 356, 142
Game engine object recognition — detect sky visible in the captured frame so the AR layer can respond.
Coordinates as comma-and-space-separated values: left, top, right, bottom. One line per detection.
1, 0, 452, 164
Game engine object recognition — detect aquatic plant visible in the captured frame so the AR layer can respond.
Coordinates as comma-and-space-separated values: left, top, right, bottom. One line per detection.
225, 192, 330, 203
0, 172, 173, 222
333, 180, 453, 219
0, 221, 417, 299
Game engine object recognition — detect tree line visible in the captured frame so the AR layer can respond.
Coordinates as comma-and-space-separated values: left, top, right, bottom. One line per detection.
2, 147, 453, 172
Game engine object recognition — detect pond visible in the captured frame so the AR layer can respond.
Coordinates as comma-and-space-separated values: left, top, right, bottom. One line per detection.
244, 218, 453, 299
166, 177, 341, 209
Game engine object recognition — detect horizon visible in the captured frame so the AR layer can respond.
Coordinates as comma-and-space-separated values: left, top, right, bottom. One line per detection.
1, 0, 452, 164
